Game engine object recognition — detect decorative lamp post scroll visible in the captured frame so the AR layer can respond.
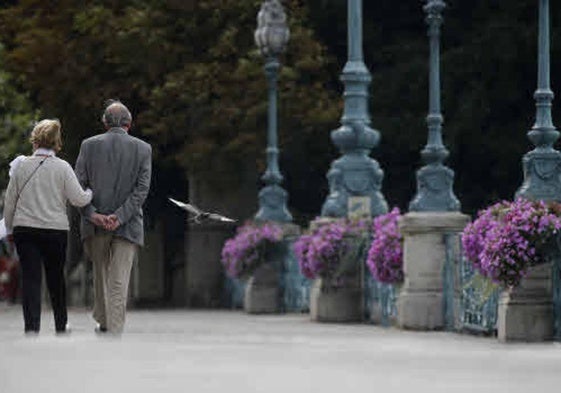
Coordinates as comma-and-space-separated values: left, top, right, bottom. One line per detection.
254, 0, 292, 222
409, 0, 460, 212
321, 0, 387, 218
516, 0, 561, 202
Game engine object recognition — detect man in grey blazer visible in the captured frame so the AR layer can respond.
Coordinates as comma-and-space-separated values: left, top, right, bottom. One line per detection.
75, 101, 152, 334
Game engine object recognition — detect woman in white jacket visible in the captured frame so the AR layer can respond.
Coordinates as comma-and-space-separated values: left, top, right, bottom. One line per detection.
4, 119, 92, 334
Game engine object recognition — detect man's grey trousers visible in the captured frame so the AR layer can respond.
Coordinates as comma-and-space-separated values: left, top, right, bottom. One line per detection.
85, 233, 137, 334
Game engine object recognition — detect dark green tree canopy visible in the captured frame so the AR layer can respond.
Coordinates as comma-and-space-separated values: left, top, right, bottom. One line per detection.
1, 0, 560, 219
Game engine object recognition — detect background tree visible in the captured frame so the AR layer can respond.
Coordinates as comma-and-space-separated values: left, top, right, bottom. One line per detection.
0, 44, 38, 190
0, 0, 339, 223
1, 0, 560, 219
308, 0, 561, 214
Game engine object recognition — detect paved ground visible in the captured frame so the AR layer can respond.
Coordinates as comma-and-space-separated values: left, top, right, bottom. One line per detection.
1, 304, 561, 393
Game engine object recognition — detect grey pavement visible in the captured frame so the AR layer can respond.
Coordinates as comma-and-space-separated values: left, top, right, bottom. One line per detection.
1, 303, 561, 393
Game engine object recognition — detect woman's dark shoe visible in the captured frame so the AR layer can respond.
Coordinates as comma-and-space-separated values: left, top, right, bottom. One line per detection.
94, 324, 107, 334
56, 324, 71, 335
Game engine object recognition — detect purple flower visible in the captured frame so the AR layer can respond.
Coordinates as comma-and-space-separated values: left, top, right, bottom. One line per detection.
293, 218, 368, 281
365, 207, 404, 284
221, 221, 283, 279
461, 198, 561, 288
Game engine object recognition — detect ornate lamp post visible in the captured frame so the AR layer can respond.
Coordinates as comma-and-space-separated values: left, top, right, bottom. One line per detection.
254, 0, 292, 222
409, 0, 460, 212
516, 0, 561, 202
497, 0, 559, 343
397, 0, 468, 331
321, 0, 387, 218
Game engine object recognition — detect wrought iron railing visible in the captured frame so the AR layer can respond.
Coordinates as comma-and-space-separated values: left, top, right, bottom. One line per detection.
281, 237, 310, 312
444, 233, 499, 334
223, 275, 246, 309
364, 275, 398, 326
552, 235, 561, 341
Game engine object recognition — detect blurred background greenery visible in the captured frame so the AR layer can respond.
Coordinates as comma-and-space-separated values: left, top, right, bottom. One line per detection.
0, 0, 559, 223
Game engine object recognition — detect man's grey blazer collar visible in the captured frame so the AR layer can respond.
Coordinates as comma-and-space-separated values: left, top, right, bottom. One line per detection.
107, 127, 128, 135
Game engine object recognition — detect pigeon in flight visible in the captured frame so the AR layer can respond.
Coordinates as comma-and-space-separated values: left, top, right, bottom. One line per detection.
168, 198, 236, 223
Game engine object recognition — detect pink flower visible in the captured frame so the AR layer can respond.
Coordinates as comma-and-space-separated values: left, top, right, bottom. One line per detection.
366, 208, 404, 284
294, 218, 368, 281
221, 221, 283, 279
461, 198, 561, 287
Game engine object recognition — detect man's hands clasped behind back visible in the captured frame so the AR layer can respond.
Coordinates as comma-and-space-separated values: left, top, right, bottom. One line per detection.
90, 213, 121, 231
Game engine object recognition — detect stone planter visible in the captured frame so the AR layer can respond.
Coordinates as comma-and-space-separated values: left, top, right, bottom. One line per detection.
310, 276, 362, 322
243, 224, 300, 314
497, 262, 553, 342
244, 263, 281, 314
303, 220, 367, 322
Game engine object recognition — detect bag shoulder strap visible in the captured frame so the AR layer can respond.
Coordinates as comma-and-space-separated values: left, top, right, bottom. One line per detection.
14, 156, 49, 210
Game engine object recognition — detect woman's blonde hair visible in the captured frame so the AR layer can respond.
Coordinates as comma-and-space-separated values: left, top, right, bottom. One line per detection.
29, 119, 62, 151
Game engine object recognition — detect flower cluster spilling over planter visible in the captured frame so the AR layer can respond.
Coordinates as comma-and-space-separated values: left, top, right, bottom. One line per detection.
461, 199, 561, 288
224, 211, 408, 285
221, 221, 284, 279
293, 218, 369, 282
366, 207, 404, 284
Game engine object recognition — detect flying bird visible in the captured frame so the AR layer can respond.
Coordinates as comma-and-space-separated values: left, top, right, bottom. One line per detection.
168, 198, 236, 223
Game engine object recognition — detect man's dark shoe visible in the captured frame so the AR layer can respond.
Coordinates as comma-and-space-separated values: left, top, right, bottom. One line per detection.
95, 324, 107, 334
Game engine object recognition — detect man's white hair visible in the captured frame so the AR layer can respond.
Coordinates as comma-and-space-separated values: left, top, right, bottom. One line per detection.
102, 101, 132, 128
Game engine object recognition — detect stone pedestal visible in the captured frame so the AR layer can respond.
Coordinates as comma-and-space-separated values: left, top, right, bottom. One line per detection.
498, 262, 553, 342
244, 223, 300, 314
397, 212, 469, 330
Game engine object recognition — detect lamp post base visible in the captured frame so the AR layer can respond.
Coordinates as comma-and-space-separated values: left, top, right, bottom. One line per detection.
321, 154, 387, 218
255, 184, 292, 222
516, 149, 561, 202
409, 164, 460, 212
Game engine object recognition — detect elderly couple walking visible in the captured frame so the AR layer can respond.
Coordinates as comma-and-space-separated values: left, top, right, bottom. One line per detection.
3, 101, 152, 335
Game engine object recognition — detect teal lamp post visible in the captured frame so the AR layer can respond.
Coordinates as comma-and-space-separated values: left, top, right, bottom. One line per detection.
254, 0, 292, 222
516, 0, 561, 202
321, 0, 387, 218
409, 0, 460, 212
502, 0, 560, 344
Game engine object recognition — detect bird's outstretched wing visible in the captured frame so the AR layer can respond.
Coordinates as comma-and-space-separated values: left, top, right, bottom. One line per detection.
168, 198, 202, 216
208, 213, 236, 223
168, 197, 236, 223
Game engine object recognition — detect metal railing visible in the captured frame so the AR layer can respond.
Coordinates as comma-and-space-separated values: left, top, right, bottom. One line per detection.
444, 233, 499, 335
364, 275, 398, 326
